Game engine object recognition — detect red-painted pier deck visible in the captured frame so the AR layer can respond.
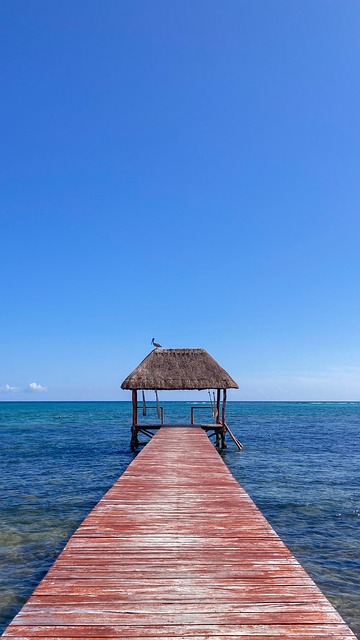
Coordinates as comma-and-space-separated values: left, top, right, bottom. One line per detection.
2, 427, 356, 639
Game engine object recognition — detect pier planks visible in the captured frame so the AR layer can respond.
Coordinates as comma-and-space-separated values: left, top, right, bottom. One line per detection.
2, 427, 357, 639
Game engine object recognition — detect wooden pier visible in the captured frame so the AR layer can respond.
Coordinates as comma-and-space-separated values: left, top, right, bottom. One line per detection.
2, 426, 356, 639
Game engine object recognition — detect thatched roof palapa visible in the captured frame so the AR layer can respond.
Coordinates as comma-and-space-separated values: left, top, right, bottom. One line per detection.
121, 348, 238, 391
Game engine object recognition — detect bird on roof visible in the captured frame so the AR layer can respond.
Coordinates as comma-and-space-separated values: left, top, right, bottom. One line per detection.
151, 338, 162, 348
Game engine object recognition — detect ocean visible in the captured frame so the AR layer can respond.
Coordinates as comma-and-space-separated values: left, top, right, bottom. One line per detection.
0, 401, 359, 636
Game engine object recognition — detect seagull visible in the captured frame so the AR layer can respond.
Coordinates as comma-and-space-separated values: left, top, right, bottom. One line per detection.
151, 338, 162, 348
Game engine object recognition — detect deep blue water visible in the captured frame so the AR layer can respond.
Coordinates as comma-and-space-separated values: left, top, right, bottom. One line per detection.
0, 401, 359, 636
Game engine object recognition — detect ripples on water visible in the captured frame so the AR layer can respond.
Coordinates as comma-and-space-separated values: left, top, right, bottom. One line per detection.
0, 401, 359, 636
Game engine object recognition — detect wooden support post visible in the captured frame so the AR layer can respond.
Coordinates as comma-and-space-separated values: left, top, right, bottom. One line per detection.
222, 388, 227, 424
221, 388, 227, 449
132, 390, 138, 426
216, 389, 221, 423
131, 390, 138, 450
215, 389, 221, 446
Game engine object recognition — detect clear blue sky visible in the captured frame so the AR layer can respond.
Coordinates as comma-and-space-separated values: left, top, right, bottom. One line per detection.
1, 0, 360, 401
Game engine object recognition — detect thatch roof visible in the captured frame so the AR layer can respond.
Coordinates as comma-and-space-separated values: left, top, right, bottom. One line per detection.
121, 348, 239, 390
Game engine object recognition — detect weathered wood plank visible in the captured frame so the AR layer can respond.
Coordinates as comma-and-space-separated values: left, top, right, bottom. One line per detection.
13, 611, 344, 626
3, 623, 356, 637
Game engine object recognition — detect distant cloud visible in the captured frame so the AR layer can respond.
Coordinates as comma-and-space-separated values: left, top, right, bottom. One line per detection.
238, 364, 360, 401
0, 384, 18, 391
27, 382, 47, 392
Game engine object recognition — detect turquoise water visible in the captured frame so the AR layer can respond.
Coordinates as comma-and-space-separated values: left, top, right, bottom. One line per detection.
0, 401, 359, 636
